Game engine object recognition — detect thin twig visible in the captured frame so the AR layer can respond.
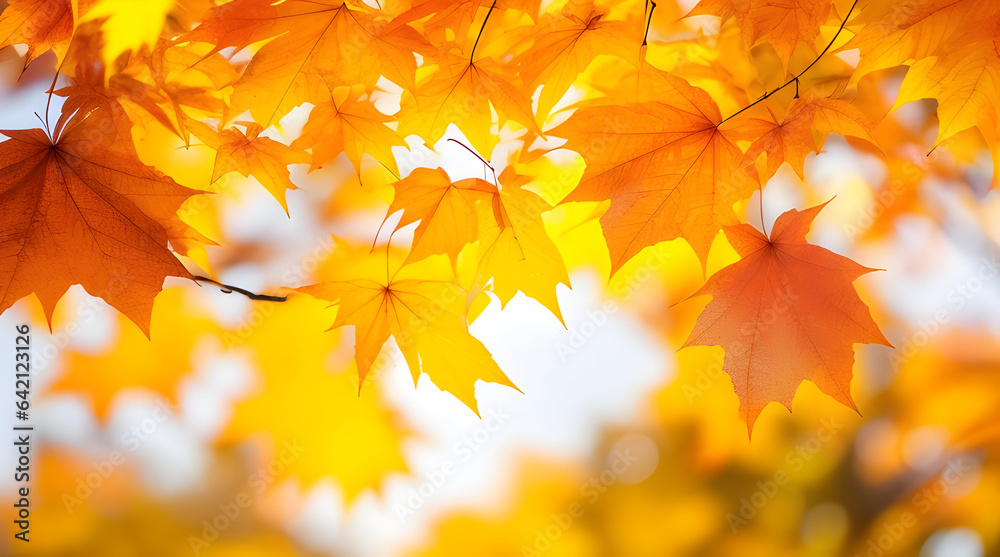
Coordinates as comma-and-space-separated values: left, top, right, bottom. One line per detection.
193, 276, 287, 302
447, 138, 498, 185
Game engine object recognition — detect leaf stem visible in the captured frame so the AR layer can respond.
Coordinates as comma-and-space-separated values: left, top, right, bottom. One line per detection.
447, 138, 498, 185
759, 187, 767, 237
42, 42, 72, 142
643, 1, 657, 46
192, 276, 287, 302
386, 228, 397, 281
470, 0, 498, 64
717, 0, 858, 127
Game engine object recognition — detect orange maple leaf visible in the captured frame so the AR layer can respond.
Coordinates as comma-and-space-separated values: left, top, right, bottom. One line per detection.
55, 29, 236, 142
682, 202, 891, 434
0, 0, 93, 70
185, 0, 431, 126
845, 0, 990, 82
514, 4, 637, 120
689, 0, 834, 73
742, 95, 879, 181
290, 85, 408, 177
383, 168, 497, 263
383, 166, 500, 265
553, 71, 759, 273
847, 0, 1000, 184
189, 121, 309, 214
0, 107, 199, 334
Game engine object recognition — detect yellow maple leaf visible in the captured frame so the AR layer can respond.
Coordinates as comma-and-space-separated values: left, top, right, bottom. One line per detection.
297, 242, 518, 414
467, 167, 571, 324
397, 51, 540, 157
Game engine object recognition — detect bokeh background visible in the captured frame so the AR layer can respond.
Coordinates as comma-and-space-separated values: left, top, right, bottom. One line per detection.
1, 0, 999, 555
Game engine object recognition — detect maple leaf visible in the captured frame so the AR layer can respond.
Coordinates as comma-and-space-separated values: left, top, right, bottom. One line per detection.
290, 85, 408, 177
57, 31, 236, 141
742, 95, 879, 181
552, 71, 759, 273
298, 245, 518, 414
894, 49, 1000, 180
0, 0, 93, 70
891, 19, 1000, 182
184, 0, 431, 126
512, 3, 637, 119
468, 167, 570, 324
382, 165, 570, 321
845, 0, 993, 83
682, 202, 891, 434
689, 0, 835, 74
383, 166, 500, 265
397, 50, 541, 157
0, 106, 199, 334
847, 0, 1000, 183
189, 121, 309, 214
137, 40, 239, 137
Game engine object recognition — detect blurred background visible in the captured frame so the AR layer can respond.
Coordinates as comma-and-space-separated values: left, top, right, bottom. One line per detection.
1, 0, 999, 555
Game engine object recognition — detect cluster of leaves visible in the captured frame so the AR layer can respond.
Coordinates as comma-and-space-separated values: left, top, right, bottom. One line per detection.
0, 0, 996, 434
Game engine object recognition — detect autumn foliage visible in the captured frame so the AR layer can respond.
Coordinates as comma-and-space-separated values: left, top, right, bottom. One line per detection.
4, 0, 1000, 554
1, 0, 998, 436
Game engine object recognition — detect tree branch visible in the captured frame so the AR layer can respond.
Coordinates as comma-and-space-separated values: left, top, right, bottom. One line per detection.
192, 276, 288, 302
